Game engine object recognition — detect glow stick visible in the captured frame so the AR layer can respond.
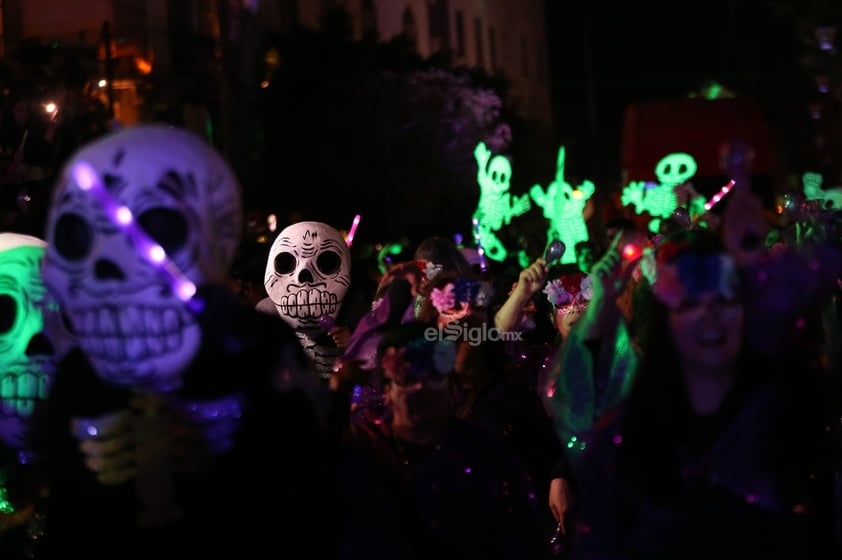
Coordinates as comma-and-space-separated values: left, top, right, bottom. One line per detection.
471, 217, 487, 272
71, 161, 197, 303
345, 214, 361, 246
703, 179, 735, 211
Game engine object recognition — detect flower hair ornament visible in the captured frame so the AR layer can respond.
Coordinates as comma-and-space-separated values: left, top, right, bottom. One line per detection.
543, 273, 593, 310
413, 260, 444, 283
430, 277, 493, 320
380, 338, 457, 384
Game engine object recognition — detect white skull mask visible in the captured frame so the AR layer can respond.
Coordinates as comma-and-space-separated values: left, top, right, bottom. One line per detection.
264, 221, 351, 334
0, 233, 73, 449
42, 125, 243, 393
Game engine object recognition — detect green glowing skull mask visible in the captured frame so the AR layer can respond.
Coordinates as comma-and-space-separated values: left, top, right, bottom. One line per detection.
0, 233, 67, 450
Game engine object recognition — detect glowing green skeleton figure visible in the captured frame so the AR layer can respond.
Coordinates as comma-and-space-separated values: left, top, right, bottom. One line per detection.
529, 146, 595, 264
473, 142, 531, 262
0, 234, 62, 451
621, 152, 706, 233
802, 171, 842, 211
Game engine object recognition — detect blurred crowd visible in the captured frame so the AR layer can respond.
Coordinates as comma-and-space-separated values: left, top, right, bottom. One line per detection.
0, 123, 840, 560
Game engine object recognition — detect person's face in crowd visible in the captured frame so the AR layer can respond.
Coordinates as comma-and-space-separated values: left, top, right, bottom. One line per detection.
387, 366, 451, 431
554, 301, 588, 339
668, 290, 744, 372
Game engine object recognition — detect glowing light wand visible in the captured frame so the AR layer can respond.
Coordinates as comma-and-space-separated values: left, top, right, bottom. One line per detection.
471, 217, 487, 273
71, 161, 197, 304
345, 214, 361, 247
703, 179, 736, 212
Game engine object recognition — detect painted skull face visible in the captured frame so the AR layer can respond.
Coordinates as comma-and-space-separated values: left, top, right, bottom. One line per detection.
485, 155, 512, 195
655, 153, 698, 186
42, 125, 243, 393
0, 233, 72, 449
264, 221, 351, 334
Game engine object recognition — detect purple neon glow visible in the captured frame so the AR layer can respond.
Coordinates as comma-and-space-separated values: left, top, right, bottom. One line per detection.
71, 160, 198, 303
115, 206, 133, 225
72, 162, 97, 190
176, 280, 197, 300
147, 245, 166, 264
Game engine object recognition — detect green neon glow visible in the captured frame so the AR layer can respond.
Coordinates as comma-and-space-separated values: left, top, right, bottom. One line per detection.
517, 248, 531, 269
0, 244, 48, 423
621, 152, 705, 233
0, 469, 12, 514
802, 171, 842, 209
473, 141, 531, 262
377, 242, 406, 275
529, 146, 594, 264
689, 81, 735, 100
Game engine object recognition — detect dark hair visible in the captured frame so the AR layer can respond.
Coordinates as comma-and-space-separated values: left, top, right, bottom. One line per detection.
618, 228, 833, 506
413, 236, 473, 276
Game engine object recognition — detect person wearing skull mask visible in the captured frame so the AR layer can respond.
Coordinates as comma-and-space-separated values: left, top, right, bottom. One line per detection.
260, 220, 354, 380
0, 233, 73, 557
34, 125, 338, 559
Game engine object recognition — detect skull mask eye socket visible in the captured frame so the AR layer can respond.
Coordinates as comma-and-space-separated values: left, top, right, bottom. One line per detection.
274, 252, 296, 275
0, 294, 15, 333
137, 208, 189, 256
316, 250, 341, 276
53, 212, 93, 262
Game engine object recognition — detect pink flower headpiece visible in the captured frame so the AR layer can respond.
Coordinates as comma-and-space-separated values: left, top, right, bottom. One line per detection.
543, 273, 593, 309
430, 277, 493, 318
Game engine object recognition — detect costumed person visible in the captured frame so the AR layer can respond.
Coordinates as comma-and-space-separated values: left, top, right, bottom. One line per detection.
331, 261, 427, 433
570, 228, 842, 559
418, 271, 570, 554
0, 233, 73, 557
259, 220, 353, 381
35, 125, 336, 559
335, 321, 553, 560
545, 230, 645, 472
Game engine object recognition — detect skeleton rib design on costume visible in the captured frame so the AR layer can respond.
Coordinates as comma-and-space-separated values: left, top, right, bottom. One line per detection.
264, 221, 351, 379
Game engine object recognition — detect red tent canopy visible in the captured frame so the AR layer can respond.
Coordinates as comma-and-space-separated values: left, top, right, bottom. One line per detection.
621, 98, 774, 183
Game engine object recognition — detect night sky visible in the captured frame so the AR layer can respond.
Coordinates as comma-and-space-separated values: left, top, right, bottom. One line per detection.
544, 0, 820, 187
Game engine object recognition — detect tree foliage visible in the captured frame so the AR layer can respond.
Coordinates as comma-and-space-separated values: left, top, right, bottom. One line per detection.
256, 7, 524, 243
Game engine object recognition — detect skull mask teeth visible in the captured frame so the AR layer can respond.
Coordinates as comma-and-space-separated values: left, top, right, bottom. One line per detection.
0, 233, 71, 450
42, 125, 243, 392
264, 221, 351, 334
